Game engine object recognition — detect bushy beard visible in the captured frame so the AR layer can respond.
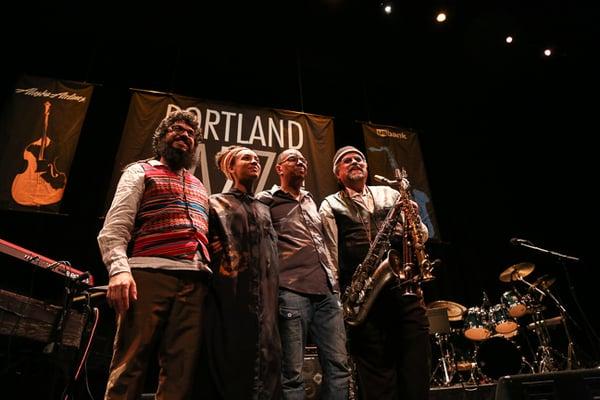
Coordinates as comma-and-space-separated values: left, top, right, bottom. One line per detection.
157, 141, 195, 170
347, 169, 366, 184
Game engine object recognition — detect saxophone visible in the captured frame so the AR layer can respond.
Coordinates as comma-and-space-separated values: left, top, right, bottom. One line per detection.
397, 169, 435, 295
342, 168, 435, 326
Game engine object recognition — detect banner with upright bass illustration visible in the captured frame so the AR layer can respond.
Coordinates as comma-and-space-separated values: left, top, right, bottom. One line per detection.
362, 122, 440, 240
104, 90, 338, 211
0, 75, 94, 213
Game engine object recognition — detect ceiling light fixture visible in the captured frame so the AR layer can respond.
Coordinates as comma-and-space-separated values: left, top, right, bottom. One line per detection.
381, 1, 392, 14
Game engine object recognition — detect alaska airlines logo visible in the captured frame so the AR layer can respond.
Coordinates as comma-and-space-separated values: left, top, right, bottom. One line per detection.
375, 128, 408, 139
15, 88, 87, 103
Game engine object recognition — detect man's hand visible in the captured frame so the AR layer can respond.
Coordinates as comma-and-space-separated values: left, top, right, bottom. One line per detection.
107, 271, 138, 315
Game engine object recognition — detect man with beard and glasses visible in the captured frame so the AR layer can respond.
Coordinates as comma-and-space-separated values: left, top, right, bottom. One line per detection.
320, 146, 431, 400
256, 149, 350, 400
98, 110, 211, 400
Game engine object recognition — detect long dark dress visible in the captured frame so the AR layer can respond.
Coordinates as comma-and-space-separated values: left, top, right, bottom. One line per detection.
205, 188, 281, 400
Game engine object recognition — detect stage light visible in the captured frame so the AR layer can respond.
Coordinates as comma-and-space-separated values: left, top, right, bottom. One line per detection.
381, 1, 392, 14
436, 12, 447, 23
543, 48, 552, 57
505, 36, 513, 44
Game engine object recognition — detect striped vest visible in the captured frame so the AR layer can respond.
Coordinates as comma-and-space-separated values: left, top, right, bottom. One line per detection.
130, 162, 210, 262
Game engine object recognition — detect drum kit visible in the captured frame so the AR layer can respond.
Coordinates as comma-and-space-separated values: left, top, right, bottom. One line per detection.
428, 262, 575, 386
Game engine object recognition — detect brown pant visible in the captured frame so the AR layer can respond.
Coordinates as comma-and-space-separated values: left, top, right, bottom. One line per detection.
105, 269, 208, 400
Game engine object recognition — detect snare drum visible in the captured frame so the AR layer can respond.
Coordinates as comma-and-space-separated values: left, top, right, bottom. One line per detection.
501, 290, 528, 318
490, 303, 518, 334
463, 307, 491, 341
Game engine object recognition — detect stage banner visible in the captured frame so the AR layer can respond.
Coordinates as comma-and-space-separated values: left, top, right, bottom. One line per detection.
0, 75, 94, 212
105, 91, 338, 209
362, 122, 440, 240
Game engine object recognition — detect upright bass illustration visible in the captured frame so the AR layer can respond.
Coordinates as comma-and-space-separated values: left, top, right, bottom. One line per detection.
11, 101, 67, 206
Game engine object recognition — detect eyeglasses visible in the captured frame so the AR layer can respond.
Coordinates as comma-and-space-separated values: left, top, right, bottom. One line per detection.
341, 155, 365, 164
169, 125, 195, 137
279, 155, 308, 166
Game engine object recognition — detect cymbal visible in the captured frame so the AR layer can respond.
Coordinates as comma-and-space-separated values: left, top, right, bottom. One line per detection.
499, 262, 535, 282
427, 300, 467, 321
532, 275, 556, 290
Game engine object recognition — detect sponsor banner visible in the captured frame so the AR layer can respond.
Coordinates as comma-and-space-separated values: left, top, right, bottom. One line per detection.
362, 122, 440, 240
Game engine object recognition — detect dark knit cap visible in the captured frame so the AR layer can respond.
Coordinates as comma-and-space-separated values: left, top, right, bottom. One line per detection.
332, 146, 366, 173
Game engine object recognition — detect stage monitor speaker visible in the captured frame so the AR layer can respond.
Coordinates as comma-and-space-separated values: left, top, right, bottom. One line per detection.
303, 345, 322, 399
495, 368, 600, 400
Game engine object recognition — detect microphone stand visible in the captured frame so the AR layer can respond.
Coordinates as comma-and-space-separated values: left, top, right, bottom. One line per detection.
516, 242, 580, 263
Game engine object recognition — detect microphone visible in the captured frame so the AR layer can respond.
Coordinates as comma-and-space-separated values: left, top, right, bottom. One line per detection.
510, 237, 532, 246
373, 175, 397, 185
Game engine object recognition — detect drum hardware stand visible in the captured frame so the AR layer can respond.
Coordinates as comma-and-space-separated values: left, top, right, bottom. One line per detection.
463, 343, 484, 385
430, 333, 456, 386
509, 326, 536, 374
520, 354, 536, 374
529, 311, 565, 372
519, 276, 574, 372
427, 307, 458, 386
551, 294, 577, 370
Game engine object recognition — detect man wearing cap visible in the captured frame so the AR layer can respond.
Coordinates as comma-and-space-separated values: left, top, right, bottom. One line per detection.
319, 146, 431, 400
256, 149, 350, 400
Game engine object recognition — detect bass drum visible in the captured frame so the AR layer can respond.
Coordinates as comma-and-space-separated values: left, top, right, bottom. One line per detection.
476, 336, 522, 380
